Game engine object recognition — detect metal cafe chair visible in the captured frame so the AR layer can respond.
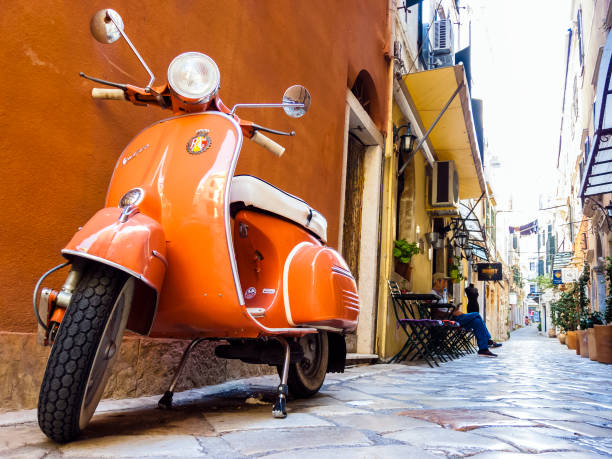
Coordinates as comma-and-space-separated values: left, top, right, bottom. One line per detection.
415, 295, 477, 357
387, 281, 447, 367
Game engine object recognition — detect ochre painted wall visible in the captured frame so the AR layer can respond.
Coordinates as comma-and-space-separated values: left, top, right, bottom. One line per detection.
0, 1, 390, 332
377, 101, 435, 358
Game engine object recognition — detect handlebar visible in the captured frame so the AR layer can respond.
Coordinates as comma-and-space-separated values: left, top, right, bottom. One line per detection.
88, 84, 287, 157
251, 131, 285, 157
91, 88, 126, 100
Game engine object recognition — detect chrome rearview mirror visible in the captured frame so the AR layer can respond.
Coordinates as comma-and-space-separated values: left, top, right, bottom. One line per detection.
90, 9, 124, 44
88, 8, 156, 92
282, 85, 311, 118
230, 84, 311, 119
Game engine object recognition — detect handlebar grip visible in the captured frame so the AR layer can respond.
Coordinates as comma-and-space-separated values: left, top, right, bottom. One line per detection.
251, 131, 285, 157
91, 88, 126, 100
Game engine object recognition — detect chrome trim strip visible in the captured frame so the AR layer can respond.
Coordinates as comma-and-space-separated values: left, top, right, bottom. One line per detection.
152, 250, 168, 268
217, 112, 246, 306
246, 307, 266, 318
342, 289, 360, 299
244, 307, 317, 336
332, 265, 355, 279
282, 242, 313, 326
343, 300, 361, 308
61, 249, 159, 335
300, 324, 344, 333
344, 306, 360, 312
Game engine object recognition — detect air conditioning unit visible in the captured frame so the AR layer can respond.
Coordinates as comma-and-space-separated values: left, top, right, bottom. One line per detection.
430, 53, 454, 69
432, 160, 459, 207
433, 19, 453, 55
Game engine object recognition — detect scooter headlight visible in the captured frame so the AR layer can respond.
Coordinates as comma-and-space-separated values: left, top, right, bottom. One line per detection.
119, 188, 144, 208
167, 52, 220, 103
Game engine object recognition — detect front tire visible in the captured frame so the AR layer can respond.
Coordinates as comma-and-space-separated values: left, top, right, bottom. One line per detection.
286, 331, 329, 398
38, 264, 133, 443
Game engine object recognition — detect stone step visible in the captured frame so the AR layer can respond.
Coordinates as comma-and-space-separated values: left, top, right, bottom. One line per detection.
346, 353, 379, 365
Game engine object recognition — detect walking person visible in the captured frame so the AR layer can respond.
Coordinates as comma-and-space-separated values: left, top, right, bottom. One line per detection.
430, 273, 502, 357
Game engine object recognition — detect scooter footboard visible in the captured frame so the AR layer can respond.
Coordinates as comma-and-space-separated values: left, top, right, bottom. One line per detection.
285, 243, 359, 332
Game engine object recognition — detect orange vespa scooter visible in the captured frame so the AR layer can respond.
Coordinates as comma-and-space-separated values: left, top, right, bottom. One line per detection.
34, 9, 360, 443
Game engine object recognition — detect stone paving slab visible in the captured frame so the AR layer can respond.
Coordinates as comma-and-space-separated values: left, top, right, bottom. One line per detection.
574, 436, 612, 456
496, 407, 611, 423
60, 434, 204, 457
574, 408, 612, 421
297, 403, 370, 416
329, 412, 441, 433
261, 444, 441, 458
537, 419, 612, 437
383, 426, 519, 455
204, 407, 333, 433
472, 426, 591, 453
398, 408, 540, 430
221, 426, 372, 456
470, 452, 608, 458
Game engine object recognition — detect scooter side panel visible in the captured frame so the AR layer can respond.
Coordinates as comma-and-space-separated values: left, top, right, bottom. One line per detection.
286, 242, 360, 332
233, 210, 321, 329
62, 207, 166, 292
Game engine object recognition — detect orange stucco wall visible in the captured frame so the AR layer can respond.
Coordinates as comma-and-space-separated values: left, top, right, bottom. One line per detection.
0, 1, 390, 332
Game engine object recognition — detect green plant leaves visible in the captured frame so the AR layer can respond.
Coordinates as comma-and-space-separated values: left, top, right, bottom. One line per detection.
393, 239, 419, 264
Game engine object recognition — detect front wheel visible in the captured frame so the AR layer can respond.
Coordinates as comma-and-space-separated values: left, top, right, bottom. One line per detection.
286, 331, 329, 398
38, 264, 134, 443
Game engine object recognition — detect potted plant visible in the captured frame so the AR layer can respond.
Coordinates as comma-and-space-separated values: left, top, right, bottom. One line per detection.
587, 311, 604, 361
448, 255, 463, 283
551, 284, 580, 349
576, 264, 590, 357
393, 239, 419, 281
594, 256, 612, 364
551, 297, 565, 343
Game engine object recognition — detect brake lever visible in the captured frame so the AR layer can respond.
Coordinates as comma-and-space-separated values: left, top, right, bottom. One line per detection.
79, 72, 127, 90
251, 123, 295, 137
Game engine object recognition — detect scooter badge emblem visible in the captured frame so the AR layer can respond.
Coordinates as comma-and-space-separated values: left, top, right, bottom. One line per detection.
245, 287, 257, 300
186, 129, 212, 154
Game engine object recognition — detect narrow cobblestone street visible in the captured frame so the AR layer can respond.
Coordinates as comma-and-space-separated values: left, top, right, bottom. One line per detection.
1, 326, 611, 458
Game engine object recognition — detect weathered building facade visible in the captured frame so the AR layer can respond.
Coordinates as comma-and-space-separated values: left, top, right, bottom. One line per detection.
558, 0, 612, 316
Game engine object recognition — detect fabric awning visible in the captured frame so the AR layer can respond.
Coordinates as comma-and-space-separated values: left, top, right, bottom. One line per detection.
401, 64, 486, 199
580, 30, 612, 197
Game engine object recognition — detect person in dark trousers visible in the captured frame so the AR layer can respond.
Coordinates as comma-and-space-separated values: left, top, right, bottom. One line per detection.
465, 283, 479, 314
430, 273, 502, 357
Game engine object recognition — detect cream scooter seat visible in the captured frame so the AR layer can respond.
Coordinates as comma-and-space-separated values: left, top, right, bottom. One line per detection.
230, 175, 327, 243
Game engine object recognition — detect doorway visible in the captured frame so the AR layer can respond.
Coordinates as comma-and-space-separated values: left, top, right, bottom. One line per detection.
339, 88, 384, 354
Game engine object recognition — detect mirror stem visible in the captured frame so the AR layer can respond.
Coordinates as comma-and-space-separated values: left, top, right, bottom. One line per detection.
230, 102, 305, 116
107, 11, 156, 92
252, 124, 296, 136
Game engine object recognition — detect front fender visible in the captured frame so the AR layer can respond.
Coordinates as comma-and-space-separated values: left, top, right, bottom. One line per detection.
61, 208, 166, 335
62, 207, 166, 293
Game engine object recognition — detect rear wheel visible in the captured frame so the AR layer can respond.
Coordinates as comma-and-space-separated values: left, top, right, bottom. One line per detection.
286, 331, 329, 397
38, 264, 133, 443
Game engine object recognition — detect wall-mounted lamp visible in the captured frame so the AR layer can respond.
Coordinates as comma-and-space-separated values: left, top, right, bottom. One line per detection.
393, 124, 417, 158
425, 231, 439, 245
454, 231, 468, 248
585, 197, 612, 231
463, 246, 472, 260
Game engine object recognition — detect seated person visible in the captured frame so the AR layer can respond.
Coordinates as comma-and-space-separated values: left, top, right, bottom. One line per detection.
430, 273, 501, 358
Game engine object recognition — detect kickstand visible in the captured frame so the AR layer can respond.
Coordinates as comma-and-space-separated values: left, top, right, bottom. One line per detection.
272, 337, 290, 418
158, 338, 206, 409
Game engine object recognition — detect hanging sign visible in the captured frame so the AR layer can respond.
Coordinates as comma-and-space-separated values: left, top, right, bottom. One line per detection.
476, 263, 502, 281
552, 269, 563, 285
